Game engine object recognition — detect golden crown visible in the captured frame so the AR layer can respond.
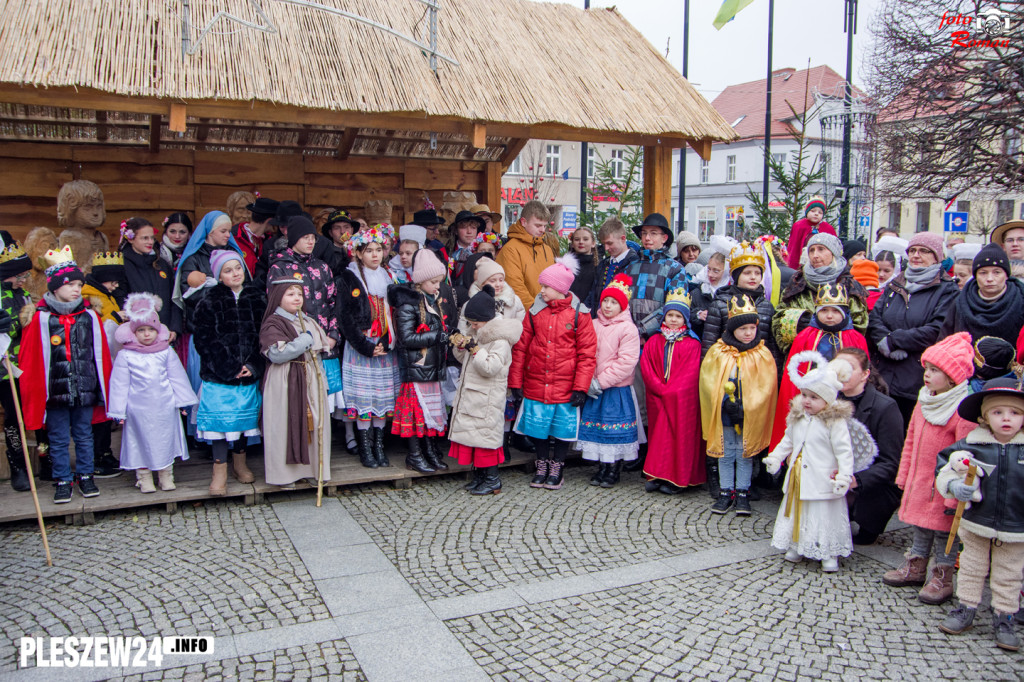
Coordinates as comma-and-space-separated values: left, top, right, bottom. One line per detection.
603, 273, 633, 302
665, 288, 691, 309
814, 283, 849, 308
42, 245, 76, 270
0, 243, 27, 264
91, 251, 123, 267
728, 294, 758, 319
728, 241, 765, 273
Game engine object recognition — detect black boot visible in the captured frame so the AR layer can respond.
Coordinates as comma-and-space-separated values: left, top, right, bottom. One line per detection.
423, 437, 447, 470
734, 489, 752, 516
706, 458, 721, 498
543, 461, 565, 490
601, 461, 623, 488
372, 427, 389, 467
530, 458, 549, 488
623, 443, 646, 472
590, 463, 608, 486
356, 428, 377, 468
5, 426, 29, 492
711, 489, 734, 514
470, 466, 502, 495
464, 468, 485, 490
37, 447, 53, 482
502, 431, 512, 464
405, 437, 435, 474
511, 432, 536, 454
92, 451, 121, 478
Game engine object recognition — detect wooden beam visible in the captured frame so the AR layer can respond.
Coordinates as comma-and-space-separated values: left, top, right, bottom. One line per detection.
501, 138, 529, 168
149, 115, 161, 152
642, 146, 672, 220
375, 130, 394, 158
95, 110, 108, 142
336, 128, 359, 159
471, 123, 487, 149
483, 161, 502, 212
169, 103, 187, 133
688, 138, 712, 161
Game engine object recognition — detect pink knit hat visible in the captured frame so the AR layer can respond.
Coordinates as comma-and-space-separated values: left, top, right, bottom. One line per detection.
411, 248, 447, 284
538, 255, 579, 296
907, 232, 945, 262
921, 331, 974, 385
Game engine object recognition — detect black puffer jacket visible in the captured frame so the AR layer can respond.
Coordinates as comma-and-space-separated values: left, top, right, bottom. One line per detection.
388, 283, 448, 383
43, 300, 101, 408
700, 284, 776, 357
122, 246, 181, 334
336, 268, 389, 357
192, 283, 266, 385
867, 272, 959, 400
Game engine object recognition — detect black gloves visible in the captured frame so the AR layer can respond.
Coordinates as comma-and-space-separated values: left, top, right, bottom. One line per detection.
723, 399, 744, 424
569, 391, 588, 407
511, 388, 524, 402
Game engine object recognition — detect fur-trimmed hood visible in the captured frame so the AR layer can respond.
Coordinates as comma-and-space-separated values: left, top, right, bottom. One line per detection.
386, 281, 423, 309
965, 425, 1024, 446
787, 394, 854, 425
469, 280, 517, 308
476, 316, 523, 347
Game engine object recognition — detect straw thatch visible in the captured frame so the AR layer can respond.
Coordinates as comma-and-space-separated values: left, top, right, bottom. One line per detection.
0, 0, 736, 143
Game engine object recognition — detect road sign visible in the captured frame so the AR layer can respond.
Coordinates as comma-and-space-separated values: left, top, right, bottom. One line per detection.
944, 211, 968, 233
859, 204, 871, 217
559, 205, 578, 237
858, 215, 871, 229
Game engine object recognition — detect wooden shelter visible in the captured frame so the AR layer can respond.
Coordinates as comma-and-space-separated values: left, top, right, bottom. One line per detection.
0, 0, 736, 238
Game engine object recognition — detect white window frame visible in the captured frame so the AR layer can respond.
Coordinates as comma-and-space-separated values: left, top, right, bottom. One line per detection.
545, 144, 561, 176
700, 159, 709, 184
509, 155, 522, 175
611, 149, 625, 179
726, 155, 736, 183
587, 147, 595, 179
698, 206, 716, 241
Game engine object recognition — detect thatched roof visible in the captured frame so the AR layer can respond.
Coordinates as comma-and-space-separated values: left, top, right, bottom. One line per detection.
0, 0, 736, 151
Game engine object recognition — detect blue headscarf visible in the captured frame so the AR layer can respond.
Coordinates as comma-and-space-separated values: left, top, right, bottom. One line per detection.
171, 211, 245, 310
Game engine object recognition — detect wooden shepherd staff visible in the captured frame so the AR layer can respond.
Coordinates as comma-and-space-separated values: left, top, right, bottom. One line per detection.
3, 355, 52, 566
297, 311, 327, 507
945, 463, 978, 555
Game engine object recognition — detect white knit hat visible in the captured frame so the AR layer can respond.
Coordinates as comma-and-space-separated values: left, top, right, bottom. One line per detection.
787, 351, 853, 405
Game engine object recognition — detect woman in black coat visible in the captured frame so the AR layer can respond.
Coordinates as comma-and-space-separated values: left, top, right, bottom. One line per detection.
120, 218, 182, 337
836, 347, 905, 545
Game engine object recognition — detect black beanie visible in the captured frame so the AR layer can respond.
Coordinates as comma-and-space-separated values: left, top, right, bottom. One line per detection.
973, 243, 1010, 277
974, 336, 1016, 381
464, 285, 496, 322
0, 246, 31, 280
287, 216, 318, 248
724, 295, 759, 333
842, 239, 866, 261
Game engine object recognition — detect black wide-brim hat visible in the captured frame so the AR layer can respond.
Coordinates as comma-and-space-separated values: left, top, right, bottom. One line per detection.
957, 377, 1024, 422
412, 209, 446, 227
246, 197, 280, 216
270, 200, 304, 227
451, 210, 486, 233
322, 209, 358, 237
631, 212, 673, 248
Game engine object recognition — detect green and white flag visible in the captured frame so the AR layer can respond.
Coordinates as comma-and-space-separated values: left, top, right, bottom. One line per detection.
713, 0, 757, 30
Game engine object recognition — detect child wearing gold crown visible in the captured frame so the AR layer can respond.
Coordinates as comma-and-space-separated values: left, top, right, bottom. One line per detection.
0, 242, 33, 491
770, 283, 868, 451
19, 246, 113, 504
699, 294, 779, 514
640, 288, 703, 494
578, 274, 643, 488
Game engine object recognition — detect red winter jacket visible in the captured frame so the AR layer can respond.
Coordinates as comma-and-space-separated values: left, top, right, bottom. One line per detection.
509, 296, 597, 404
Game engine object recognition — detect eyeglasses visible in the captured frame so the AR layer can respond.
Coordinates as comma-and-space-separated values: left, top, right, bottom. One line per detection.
1004, 237, 1024, 245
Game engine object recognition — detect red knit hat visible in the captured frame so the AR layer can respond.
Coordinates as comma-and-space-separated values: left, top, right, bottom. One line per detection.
920, 331, 974, 385
600, 274, 633, 311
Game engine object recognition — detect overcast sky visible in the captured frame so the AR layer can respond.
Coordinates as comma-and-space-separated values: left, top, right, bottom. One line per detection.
544, 0, 883, 99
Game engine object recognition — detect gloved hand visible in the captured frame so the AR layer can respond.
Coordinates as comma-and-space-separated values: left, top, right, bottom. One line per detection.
587, 377, 603, 398
722, 399, 744, 423
832, 472, 852, 496
876, 336, 893, 358
511, 388, 524, 402
463, 339, 478, 354
569, 391, 588, 407
436, 332, 449, 347
0, 309, 14, 335
949, 477, 981, 502
765, 456, 782, 476
889, 350, 908, 361
298, 331, 315, 350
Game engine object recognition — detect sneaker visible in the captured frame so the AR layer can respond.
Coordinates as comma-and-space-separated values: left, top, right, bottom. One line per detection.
53, 480, 73, 504
711, 490, 734, 514
821, 557, 839, 573
76, 474, 100, 498
938, 605, 976, 635
994, 613, 1020, 651
734, 489, 752, 516
784, 548, 802, 563
92, 452, 121, 478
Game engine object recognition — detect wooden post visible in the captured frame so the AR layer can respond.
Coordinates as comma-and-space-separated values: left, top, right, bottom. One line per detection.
169, 103, 187, 133
483, 161, 502, 212
643, 145, 672, 218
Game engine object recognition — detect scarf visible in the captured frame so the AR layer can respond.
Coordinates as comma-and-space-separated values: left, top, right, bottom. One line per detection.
260, 302, 312, 466
43, 293, 86, 361
659, 325, 687, 381
956, 280, 1024, 345
917, 381, 969, 426
903, 265, 940, 294
802, 256, 847, 287
722, 328, 762, 353
809, 313, 853, 359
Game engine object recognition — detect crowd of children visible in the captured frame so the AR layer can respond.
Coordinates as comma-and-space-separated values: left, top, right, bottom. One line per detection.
3, 197, 1024, 652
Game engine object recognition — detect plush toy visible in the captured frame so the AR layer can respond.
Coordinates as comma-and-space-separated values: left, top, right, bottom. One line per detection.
22, 226, 59, 302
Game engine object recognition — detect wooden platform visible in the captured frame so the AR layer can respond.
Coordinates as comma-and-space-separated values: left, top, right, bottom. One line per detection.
0, 446, 534, 526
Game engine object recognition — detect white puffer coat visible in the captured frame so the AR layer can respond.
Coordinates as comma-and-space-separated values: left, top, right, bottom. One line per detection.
765, 396, 855, 500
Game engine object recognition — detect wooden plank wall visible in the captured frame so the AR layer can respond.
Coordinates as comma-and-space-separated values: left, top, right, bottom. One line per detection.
0, 143, 488, 242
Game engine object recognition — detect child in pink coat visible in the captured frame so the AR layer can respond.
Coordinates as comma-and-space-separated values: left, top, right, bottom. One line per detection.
578, 275, 642, 488
882, 331, 975, 604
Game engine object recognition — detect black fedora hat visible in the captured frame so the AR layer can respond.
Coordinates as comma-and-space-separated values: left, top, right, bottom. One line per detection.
412, 209, 446, 227
632, 212, 673, 248
322, 209, 358, 237
451, 210, 486, 233
957, 377, 1024, 423
245, 197, 280, 217
270, 200, 304, 227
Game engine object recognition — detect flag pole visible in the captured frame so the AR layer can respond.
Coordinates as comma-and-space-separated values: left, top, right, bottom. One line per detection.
762, 0, 775, 207
678, 0, 690, 236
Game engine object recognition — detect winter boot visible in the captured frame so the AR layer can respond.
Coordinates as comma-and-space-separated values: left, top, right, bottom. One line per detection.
993, 612, 1020, 651
92, 451, 121, 478
821, 557, 839, 573
918, 565, 955, 605
711, 489, 734, 514
231, 451, 254, 483
405, 437, 435, 474
36, 443, 53, 481
6, 451, 29, 492
511, 432, 535, 454
464, 468, 485, 490
706, 458, 721, 498
502, 431, 512, 464
530, 458, 549, 488
882, 555, 928, 587
423, 437, 447, 470
372, 427, 389, 468
209, 462, 228, 496
734, 489, 752, 516
601, 461, 623, 488
590, 463, 609, 486
623, 444, 646, 472
157, 466, 176, 491
470, 466, 502, 495
938, 604, 976, 635
135, 468, 156, 494
543, 461, 565, 490
356, 428, 377, 468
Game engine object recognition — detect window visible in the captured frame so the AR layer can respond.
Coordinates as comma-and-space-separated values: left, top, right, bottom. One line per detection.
1005, 130, 1021, 158
957, 200, 971, 217
888, 202, 901, 231
772, 152, 787, 166
998, 199, 1015, 225
508, 155, 522, 175
611, 149, 625, 179
698, 206, 716, 241
587, 147, 595, 179
545, 144, 561, 176
700, 159, 709, 184
916, 201, 930, 233
726, 155, 736, 182
820, 152, 831, 173
725, 206, 744, 238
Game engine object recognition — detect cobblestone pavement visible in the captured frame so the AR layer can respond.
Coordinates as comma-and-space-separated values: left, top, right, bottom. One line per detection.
1, 469, 1022, 680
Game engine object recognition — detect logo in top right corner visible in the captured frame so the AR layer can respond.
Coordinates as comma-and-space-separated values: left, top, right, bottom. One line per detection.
939, 7, 1017, 49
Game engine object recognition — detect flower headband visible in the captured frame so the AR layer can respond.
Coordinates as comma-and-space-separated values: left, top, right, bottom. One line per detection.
346, 225, 390, 256
472, 232, 500, 252
119, 220, 135, 242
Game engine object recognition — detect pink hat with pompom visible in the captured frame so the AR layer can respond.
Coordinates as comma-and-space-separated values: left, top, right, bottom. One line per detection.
123, 292, 164, 332
538, 254, 579, 296
921, 331, 974, 385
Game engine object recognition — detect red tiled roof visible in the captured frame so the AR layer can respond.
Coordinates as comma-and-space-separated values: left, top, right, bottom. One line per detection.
711, 65, 866, 141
